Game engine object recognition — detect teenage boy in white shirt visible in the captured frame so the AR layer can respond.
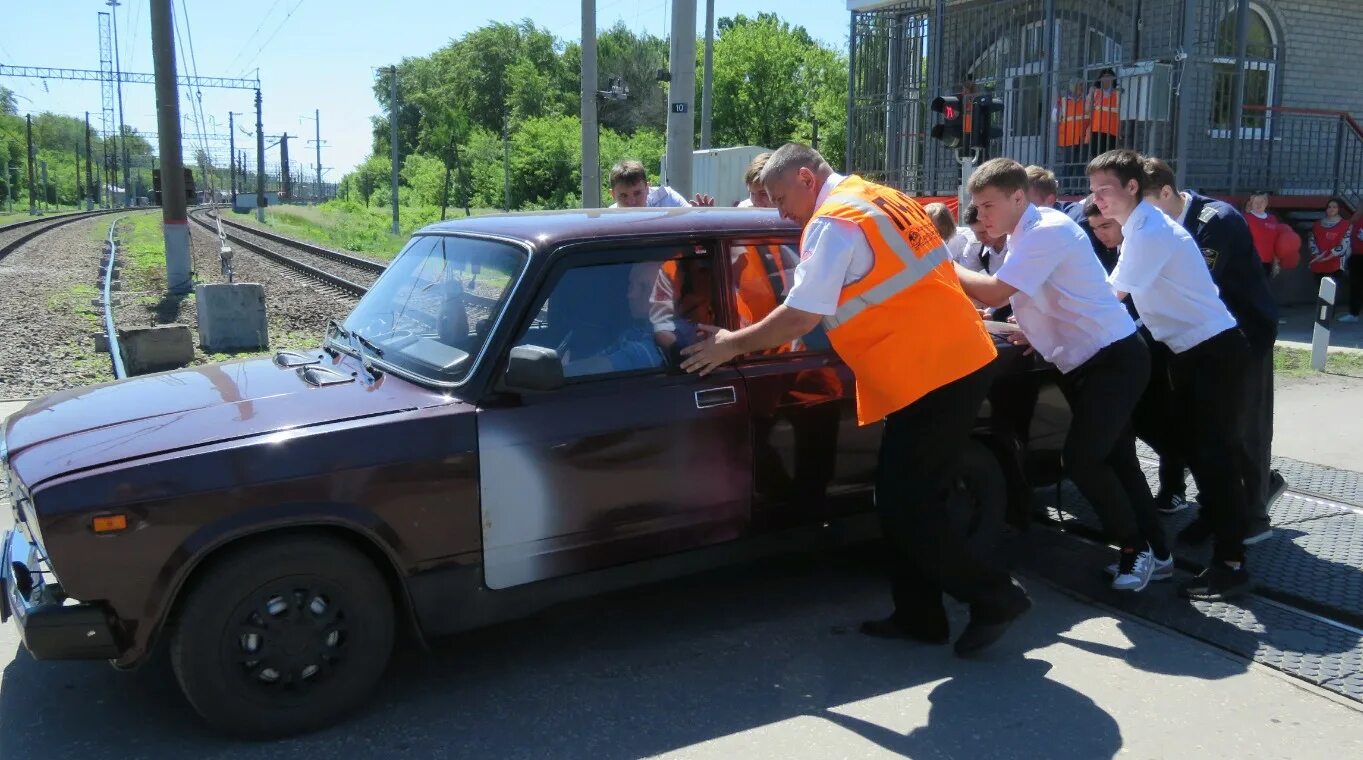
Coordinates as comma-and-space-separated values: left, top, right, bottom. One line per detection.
1088, 149, 1253, 601
953, 158, 1170, 592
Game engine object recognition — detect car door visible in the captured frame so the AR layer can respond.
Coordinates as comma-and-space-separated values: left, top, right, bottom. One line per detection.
722, 238, 881, 530
476, 242, 753, 590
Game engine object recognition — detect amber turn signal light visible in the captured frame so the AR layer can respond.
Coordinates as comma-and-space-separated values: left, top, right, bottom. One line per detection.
92, 514, 129, 533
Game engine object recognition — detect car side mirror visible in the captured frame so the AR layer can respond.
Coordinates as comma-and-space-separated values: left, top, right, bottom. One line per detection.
502, 344, 565, 392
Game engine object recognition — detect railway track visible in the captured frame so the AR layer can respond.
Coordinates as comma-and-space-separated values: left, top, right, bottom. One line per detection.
187, 207, 382, 297
0, 208, 125, 262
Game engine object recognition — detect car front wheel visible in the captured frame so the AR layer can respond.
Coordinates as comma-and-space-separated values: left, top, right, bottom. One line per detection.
169, 534, 395, 738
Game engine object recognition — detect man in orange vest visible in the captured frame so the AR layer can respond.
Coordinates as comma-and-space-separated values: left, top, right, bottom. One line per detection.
682, 142, 1031, 656
1056, 79, 1088, 190
1089, 68, 1120, 158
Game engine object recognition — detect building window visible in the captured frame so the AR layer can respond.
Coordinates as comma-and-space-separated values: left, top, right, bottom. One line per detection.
1210, 4, 1277, 138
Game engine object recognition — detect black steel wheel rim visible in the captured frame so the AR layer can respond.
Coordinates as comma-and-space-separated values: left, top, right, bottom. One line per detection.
224, 581, 350, 699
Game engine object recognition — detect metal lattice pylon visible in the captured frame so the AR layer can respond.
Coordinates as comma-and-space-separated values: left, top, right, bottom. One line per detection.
97, 12, 116, 197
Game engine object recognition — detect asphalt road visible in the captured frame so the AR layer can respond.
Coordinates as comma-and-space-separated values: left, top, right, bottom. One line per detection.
3, 523, 1362, 759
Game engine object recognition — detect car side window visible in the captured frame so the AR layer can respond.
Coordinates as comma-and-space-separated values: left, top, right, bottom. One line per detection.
727, 242, 832, 355
513, 247, 717, 380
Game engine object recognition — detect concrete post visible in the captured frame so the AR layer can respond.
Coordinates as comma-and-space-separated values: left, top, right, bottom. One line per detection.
581, 0, 601, 208
700, 0, 714, 150
150, 0, 192, 294
389, 67, 400, 234
255, 89, 265, 222
228, 111, 236, 203
664, 0, 696, 197
314, 109, 322, 202
1312, 276, 1338, 371
85, 113, 95, 210
26, 114, 36, 215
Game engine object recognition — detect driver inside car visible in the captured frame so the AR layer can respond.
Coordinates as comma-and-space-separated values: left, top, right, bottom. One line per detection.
561, 262, 672, 377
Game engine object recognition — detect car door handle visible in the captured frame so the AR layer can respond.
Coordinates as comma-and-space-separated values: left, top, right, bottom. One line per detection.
695, 386, 737, 409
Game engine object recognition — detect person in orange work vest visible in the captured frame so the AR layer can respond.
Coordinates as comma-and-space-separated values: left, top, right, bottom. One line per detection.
1056, 79, 1088, 189
681, 142, 1032, 656
1089, 68, 1120, 158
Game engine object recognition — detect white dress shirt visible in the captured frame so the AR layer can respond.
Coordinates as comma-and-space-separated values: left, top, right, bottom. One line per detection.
782, 173, 876, 316
1109, 200, 1236, 354
995, 204, 1136, 373
609, 185, 691, 209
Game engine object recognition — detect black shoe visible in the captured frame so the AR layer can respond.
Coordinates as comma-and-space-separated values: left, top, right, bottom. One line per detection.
859, 615, 949, 645
1179, 564, 1251, 601
954, 580, 1032, 657
1156, 492, 1190, 514
1177, 516, 1214, 545
1266, 470, 1287, 506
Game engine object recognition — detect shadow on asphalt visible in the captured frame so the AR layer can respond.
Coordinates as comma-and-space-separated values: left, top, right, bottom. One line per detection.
0, 544, 1257, 759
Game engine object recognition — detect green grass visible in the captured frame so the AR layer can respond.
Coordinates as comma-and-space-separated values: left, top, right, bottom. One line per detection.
47, 284, 103, 331
0, 205, 89, 226
1273, 345, 1363, 378
230, 202, 498, 260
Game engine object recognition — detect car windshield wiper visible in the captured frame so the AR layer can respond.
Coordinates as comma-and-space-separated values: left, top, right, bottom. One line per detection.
353, 331, 385, 357
325, 319, 381, 382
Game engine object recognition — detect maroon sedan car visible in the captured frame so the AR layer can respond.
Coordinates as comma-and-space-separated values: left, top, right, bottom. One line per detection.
1, 207, 1069, 736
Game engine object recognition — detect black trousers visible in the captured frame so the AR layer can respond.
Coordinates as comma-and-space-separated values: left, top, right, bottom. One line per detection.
1089, 132, 1117, 159
1131, 332, 1186, 498
877, 363, 1016, 620
1168, 328, 1253, 564
1241, 341, 1275, 527
1059, 333, 1167, 555
1349, 256, 1363, 315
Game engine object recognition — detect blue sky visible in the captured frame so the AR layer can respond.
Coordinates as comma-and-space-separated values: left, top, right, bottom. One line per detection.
2, 1, 854, 177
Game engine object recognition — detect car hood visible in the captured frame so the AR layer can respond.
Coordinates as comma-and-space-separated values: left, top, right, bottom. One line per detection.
3, 351, 466, 489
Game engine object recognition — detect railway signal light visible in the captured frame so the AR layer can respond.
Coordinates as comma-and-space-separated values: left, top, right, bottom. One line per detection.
973, 94, 1005, 160
931, 95, 968, 151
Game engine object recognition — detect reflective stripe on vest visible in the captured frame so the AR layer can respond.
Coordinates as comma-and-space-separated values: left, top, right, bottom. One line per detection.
820, 193, 949, 330
1092, 89, 1119, 135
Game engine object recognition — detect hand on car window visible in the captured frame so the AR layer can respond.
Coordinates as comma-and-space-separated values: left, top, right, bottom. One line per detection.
692, 194, 715, 207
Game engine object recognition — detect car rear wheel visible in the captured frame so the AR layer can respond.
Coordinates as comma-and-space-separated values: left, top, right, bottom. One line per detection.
169, 534, 395, 738
955, 439, 1008, 558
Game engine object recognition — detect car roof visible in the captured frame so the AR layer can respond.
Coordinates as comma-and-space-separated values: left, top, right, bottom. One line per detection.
414, 207, 801, 251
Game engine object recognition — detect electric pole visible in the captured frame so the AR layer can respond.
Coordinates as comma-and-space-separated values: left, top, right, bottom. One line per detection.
150, 0, 192, 293
108, 0, 131, 207
389, 66, 400, 234
580, 0, 600, 207
664, 0, 697, 197
700, 0, 714, 150
313, 109, 322, 202
255, 89, 265, 222
502, 114, 511, 212
85, 113, 95, 210
228, 111, 237, 203
75, 145, 82, 209
280, 132, 290, 199
25, 114, 36, 215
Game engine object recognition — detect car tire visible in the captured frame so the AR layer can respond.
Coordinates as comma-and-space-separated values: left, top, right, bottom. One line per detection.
168, 534, 395, 738
955, 439, 1008, 558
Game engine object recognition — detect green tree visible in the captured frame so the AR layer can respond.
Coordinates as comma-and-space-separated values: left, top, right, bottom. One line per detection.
708, 14, 848, 164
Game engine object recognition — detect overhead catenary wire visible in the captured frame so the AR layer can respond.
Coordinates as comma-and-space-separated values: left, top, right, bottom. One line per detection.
236, 0, 308, 79
176, 0, 215, 186
225, 0, 285, 74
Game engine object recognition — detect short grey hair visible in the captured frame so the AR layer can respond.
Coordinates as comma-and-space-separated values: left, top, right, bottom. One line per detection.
758, 142, 829, 185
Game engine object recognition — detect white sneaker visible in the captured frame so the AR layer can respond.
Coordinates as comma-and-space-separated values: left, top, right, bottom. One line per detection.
1339, 314, 1360, 323
1110, 548, 1158, 591
1107, 553, 1174, 581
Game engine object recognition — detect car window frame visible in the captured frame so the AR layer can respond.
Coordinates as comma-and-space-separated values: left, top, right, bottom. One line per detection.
336, 230, 533, 391
501, 237, 723, 386
720, 235, 837, 364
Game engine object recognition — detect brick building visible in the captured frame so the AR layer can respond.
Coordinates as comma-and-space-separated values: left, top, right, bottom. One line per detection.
845, 0, 1363, 212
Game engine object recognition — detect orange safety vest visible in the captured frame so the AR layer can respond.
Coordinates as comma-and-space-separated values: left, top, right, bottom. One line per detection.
733, 244, 790, 331
1091, 88, 1119, 137
806, 176, 997, 425
1058, 95, 1086, 147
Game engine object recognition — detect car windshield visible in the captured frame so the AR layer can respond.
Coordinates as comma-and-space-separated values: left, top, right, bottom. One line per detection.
342, 234, 526, 384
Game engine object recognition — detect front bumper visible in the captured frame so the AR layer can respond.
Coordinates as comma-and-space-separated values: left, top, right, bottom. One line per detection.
2, 527, 122, 659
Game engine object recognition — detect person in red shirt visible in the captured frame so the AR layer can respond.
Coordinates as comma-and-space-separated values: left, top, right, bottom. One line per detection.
1243, 191, 1300, 278
1310, 198, 1352, 302
1348, 210, 1363, 321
